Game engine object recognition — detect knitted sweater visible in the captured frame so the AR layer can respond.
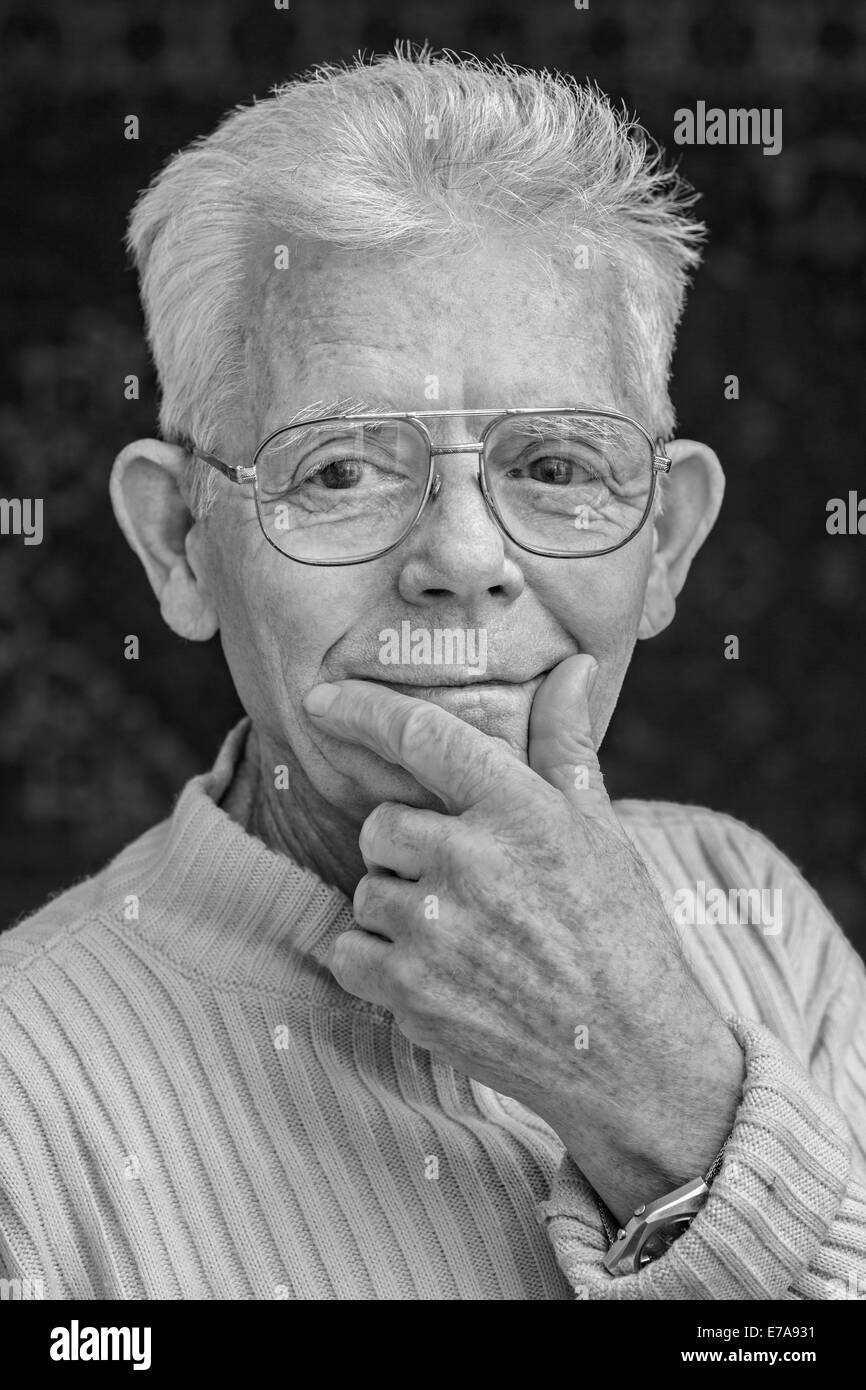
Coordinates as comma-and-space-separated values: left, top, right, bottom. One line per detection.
1, 719, 864, 1300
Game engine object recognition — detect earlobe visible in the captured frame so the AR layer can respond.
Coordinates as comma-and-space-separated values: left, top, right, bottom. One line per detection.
110, 439, 219, 641
638, 439, 725, 642
637, 530, 675, 639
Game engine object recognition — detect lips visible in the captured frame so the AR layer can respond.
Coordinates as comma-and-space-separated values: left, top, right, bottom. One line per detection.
333, 665, 564, 755
366, 673, 550, 724
376, 672, 546, 691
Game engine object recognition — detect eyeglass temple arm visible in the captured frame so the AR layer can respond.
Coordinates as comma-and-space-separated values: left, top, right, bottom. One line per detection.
190, 448, 256, 484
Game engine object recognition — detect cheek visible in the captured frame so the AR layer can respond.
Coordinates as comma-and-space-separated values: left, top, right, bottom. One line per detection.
208, 523, 381, 704
542, 542, 651, 656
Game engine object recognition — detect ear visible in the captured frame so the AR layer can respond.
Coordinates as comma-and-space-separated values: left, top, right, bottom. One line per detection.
110, 439, 219, 641
638, 439, 725, 640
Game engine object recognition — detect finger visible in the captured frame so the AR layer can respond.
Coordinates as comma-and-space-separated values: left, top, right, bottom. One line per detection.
352, 872, 415, 942
359, 801, 447, 879
303, 679, 528, 814
528, 654, 609, 809
328, 927, 392, 1007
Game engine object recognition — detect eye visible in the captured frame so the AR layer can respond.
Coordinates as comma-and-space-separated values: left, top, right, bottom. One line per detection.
306, 458, 364, 489
506, 456, 583, 485
532, 456, 573, 485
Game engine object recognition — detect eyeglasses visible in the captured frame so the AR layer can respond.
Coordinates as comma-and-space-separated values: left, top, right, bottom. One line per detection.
191, 407, 671, 566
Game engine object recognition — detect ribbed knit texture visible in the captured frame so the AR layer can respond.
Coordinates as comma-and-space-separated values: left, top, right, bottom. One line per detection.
1, 719, 865, 1299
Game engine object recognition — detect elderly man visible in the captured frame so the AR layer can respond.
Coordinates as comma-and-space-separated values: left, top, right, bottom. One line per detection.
1, 50, 864, 1302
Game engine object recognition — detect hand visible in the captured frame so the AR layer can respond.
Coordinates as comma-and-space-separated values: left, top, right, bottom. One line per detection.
303, 654, 745, 1222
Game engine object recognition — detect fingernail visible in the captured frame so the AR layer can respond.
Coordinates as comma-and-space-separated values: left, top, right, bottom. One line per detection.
586, 660, 599, 695
304, 683, 340, 717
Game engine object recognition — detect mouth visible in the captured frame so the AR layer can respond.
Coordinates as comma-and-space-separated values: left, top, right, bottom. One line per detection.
365, 669, 552, 716
322, 662, 570, 760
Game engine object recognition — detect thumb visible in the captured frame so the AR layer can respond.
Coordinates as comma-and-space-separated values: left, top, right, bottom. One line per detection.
527, 654, 607, 804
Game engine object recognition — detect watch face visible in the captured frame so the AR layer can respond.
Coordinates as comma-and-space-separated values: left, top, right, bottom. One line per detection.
640, 1216, 693, 1264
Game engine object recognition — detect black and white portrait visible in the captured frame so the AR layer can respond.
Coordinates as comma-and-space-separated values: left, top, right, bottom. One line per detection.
2, 0, 865, 1322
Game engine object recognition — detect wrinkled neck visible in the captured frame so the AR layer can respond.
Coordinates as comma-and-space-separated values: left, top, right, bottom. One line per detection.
220, 721, 367, 901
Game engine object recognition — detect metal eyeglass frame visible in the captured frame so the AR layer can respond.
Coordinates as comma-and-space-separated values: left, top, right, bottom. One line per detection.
190, 406, 672, 567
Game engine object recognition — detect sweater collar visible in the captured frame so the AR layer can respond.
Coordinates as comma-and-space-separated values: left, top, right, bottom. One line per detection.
124, 718, 362, 998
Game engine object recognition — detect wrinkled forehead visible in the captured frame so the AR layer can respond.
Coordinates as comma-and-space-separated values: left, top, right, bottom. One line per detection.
246, 234, 628, 427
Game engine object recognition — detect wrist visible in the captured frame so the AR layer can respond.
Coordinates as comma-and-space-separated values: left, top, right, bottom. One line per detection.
649, 1020, 744, 1191
555, 1017, 746, 1226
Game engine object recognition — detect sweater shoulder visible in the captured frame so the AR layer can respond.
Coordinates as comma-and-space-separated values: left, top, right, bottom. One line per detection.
614, 796, 812, 887
613, 796, 861, 994
0, 814, 171, 982
0, 877, 104, 976
612, 795, 830, 920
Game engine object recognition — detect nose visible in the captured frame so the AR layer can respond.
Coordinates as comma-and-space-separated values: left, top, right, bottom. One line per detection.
396, 449, 524, 607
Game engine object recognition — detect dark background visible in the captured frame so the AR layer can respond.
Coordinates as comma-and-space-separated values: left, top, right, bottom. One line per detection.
1, 0, 864, 955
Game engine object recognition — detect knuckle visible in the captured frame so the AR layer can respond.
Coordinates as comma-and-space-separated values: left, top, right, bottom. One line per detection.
329, 933, 354, 986
440, 818, 480, 867
358, 803, 389, 859
388, 952, 419, 1010
388, 956, 441, 1049
352, 874, 377, 923
388, 949, 411, 995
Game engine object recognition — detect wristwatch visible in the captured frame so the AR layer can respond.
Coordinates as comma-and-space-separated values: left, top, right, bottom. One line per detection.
599, 1142, 728, 1276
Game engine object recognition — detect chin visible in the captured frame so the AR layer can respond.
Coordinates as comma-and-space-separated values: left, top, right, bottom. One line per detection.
320, 743, 442, 814
329, 726, 527, 818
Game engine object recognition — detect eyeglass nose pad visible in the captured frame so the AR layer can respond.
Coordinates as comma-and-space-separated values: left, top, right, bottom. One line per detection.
428, 468, 486, 507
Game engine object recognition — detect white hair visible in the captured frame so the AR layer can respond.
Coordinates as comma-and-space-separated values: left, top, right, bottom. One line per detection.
127, 44, 705, 516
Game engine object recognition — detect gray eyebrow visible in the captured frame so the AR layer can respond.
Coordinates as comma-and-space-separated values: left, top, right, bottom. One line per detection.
260, 400, 399, 459
286, 397, 395, 424
508, 415, 625, 446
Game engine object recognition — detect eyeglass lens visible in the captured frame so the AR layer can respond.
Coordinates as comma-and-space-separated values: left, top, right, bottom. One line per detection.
253, 413, 654, 562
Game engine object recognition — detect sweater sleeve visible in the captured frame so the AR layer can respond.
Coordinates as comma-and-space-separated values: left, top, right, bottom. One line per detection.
538, 842, 866, 1300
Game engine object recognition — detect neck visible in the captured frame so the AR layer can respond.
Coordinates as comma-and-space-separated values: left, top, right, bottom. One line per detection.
220, 723, 366, 901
